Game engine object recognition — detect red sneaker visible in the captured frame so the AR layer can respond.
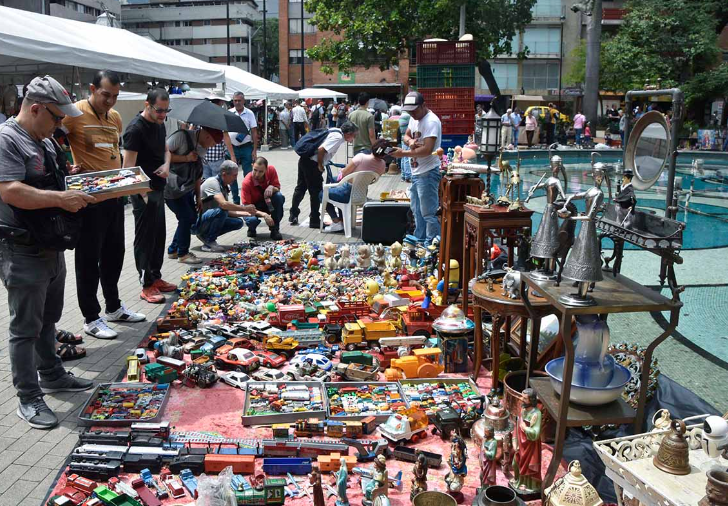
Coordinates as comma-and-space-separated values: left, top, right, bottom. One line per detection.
153, 279, 178, 293
140, 286, 165, 303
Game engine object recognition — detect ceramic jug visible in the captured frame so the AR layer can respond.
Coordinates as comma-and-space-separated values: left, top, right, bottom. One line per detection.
573, 315, 615, 388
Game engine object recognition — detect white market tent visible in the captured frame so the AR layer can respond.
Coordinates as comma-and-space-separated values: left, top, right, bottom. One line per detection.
0, 6, 224, 84
222, 66, 299, 101
299, 88, 347, 100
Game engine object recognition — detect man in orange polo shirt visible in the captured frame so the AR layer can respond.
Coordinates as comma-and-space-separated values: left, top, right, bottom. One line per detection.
241, 156, 283, 240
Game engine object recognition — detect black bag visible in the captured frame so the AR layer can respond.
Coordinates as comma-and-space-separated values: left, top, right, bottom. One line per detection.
294, 128, 339, 158
361, 201, 412, 245
8, 140, 82, 251
164, 129, 203, 200
310, 106, 321, 127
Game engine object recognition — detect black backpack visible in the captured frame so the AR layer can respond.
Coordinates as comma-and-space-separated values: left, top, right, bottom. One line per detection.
294, 128, 340, 158
310, 106, 321, 126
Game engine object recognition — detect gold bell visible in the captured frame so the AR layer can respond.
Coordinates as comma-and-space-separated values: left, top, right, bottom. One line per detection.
544, 461, 603, 506
653, 418, 691, 475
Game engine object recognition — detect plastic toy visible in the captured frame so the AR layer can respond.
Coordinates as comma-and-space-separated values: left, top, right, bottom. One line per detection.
371, 244, 386, 272
384, 348, 444, 381
215, 348, 260, 373
377, 406, 429, 443
323, 242, 338, 271
251, 367, 287, 382
386, 241, 403, 271
382, 271, 398, 288
288, 248, 303, 267
126, 357, 140, 382
340, 320, 397, 351
337, 246, 352, 270
356, 245, 372, 269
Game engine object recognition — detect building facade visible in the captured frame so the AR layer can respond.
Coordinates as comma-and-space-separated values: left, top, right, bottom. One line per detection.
0, 0, 121, 22
121, 0, 259, 71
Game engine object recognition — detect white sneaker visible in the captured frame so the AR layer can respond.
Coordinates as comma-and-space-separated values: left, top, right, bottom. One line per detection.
105, 304, 146, 323
201, 241, 227, 253
324, 222, 345, 233
83, 318, 118, 339
178, 252, 203, 265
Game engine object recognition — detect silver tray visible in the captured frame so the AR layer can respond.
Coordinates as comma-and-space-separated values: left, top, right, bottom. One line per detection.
242, 381, 328, 426
65, 166, 150, 197
77, 382, 171, 426
325, 381, 409, 423
398, 376, 482, 416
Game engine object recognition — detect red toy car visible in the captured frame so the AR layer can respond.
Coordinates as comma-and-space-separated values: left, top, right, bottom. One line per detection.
216, 337, 255, 356
253, 350, 286, 368
215, 348, 260, 373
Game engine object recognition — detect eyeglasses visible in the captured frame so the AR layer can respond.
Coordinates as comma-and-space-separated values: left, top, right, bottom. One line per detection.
151, 105, 172, 114
42, 105, 65, 124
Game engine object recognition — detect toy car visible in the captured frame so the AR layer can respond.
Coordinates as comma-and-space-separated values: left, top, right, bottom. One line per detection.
215, 348, 260, 373
134, 348, 149, 364
216, 337, 256, 356
378, 407, 429, 443
253, 351, 287, 368
220, 371, 251, 389
251, 367, 287, 382
296, 345, 339, 359
286, 362, 332, 382
290, 353, 332, 371
183, 362, 219, 388
199, 335, 228, 355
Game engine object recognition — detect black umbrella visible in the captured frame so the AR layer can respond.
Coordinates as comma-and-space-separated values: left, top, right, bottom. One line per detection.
168, 97, 248, 136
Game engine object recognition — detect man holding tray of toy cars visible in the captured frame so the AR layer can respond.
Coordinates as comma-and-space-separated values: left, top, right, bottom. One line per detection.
62, 70, 147, 340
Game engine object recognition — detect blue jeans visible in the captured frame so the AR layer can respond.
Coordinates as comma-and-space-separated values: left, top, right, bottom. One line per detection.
400, 141, 411, 180
318, 183, 352, 221
244, 191, 285, 232
196, 208, 244, 243
575, 128, 583, 146
410, 168, 441, 244
165, 192, 197, 256
233, 143, 254, 204
512, 127, 519, 146
203, 158, 225, 179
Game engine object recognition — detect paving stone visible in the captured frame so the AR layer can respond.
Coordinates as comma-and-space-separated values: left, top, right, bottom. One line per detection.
0, 465, 31, 493
0, 450, 22, 474
7, 432, 42, 453
14, 442, 57, 467
0, 479, 37, 505
48, 433, 79, 457
27, 472, 59, 501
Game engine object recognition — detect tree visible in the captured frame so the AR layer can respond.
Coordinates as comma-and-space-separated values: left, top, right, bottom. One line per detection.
564, 39, 586, 87
304, 0, 537, 74
682, 63, 728, 124
252, 19, 279, 80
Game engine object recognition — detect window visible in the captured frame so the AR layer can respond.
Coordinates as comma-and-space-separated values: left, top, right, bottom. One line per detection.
532, 0, 562, 18
203, 20, 212, 26
522, 62, 560, 90
289, 49, 312, 65
234, 56, 249, 63
289, 19, 316, 34
174, 21, 181, 27
494, 33, 521, 57
167, 39, 182, 46
183, 21, 192, 27
233, 37, 243, 43
182, 39, 192, 45
202, 39, 212, 45
483, 62, 519, 90
523, 27, 560, 55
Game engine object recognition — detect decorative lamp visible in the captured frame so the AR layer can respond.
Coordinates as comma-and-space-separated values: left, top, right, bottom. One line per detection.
479, 108, 501, 201
544, 461, 603, 506
432, 305, 474, 373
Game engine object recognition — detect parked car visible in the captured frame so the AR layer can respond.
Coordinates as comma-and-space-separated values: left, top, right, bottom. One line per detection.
523, 105, 571, 124
215, 348, 260, 373
220, 371, 251, 389
253, 351, 287, 369
251, 367, 287, 382
290, 353, 332, 371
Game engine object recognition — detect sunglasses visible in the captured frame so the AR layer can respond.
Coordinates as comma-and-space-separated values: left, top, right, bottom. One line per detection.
150, 105, 172, 114
42, 104, 65, 123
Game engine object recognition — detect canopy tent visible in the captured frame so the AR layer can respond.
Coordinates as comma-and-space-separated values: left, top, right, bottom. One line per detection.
299, 88, 347, 100
0, 6, 224, 84
222, 66, 299, 101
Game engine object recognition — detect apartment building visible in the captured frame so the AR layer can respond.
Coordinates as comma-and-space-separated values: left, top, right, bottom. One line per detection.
0, 0, 121, 22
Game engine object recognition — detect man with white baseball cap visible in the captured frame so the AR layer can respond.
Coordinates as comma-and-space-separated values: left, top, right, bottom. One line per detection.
0, 75, 95, 429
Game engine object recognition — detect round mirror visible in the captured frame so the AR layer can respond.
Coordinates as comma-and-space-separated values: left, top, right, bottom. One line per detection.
625, 111, 670, 190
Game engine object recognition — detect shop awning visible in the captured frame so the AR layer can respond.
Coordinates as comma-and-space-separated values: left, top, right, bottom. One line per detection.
222, 66, 300, 101
0, 6, 224, 83
512, 95, 544, 102
299, 87, 348, 99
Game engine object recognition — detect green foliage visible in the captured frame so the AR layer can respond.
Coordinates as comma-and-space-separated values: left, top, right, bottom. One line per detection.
682, 63, 728, 106
564, 39, 586, 86
304, 0, 537, 74
253, 19, 279, 79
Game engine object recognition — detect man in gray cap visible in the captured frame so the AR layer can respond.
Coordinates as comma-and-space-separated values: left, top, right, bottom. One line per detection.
0, 75, 95, 429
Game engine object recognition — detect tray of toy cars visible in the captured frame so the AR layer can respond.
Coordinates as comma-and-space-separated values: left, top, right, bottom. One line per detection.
77, 382, 171, 426
242, 381, 328, 426
65, 166, 151, 199
398, 377, 482, 416
325, 382, 409, 423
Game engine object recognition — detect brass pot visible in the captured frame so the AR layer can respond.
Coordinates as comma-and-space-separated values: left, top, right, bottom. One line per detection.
653, 419, 691, 475
699, 468, 728, 506
414, 491, 457, 506
472, 485, 525, 506
503, 370, 555, 443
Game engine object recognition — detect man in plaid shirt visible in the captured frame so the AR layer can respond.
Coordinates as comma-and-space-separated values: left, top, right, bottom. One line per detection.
203, 98, 237, 178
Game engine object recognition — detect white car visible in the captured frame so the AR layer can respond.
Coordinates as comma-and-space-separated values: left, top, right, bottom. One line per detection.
251, 367, 287, 382
290, 353, 332, 371
220, 371, 250, 389
134, 348, 149, 364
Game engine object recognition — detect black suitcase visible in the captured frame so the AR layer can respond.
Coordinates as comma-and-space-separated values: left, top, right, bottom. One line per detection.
361, 201, 412, 244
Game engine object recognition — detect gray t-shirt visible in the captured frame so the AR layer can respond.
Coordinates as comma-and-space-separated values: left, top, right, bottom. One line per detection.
0, 118, 58, 229
200, 175, 229, 212
166, 129, 208, 160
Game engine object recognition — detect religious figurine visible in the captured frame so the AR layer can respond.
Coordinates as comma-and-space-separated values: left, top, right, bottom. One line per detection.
410, 450, 429, 501
357, 244, 372, 269
323, 242, 338, 271
487, 277, 494, 292
480, 425, 498, 487
387, 241, 403, 271
444, 433, 468, 501
372, 243, 387, 272
508, 156, 523, 211
509, 388, 542, 496
310, 464, 325, 506
362, 455, 388, 506
335, 457, 349, 506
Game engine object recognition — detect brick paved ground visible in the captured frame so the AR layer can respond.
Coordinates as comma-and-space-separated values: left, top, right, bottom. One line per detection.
0, 146, 725, 504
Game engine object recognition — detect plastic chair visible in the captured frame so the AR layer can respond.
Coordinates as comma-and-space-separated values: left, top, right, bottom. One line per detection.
320, 170, 380, 238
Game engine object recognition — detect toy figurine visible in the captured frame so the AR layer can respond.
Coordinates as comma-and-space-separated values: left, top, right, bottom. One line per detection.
410, 450, 429, 501
487, 278, 494, 292
338, 246, 352, 270
444, 432, 468, 502
614, 167, 637, 224
310, 464, 325, 506
480, 426, 498, 487
501, 267, 522, 299
365, 279, 380, 305
357, 244, 372, 269
335, 457, 349, 506
382, 271, 398, 289
287, 248, 303, 268
324, 242, 338, 271
387, 241, 403, 271
362, 455, 388, 506
509, 388, 542, 496
372, 244, 387, 272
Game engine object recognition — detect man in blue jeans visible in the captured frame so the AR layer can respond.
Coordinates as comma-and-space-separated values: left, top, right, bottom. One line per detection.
228, 91, 258, 205
391, 91, 442, 245
241, 157, 284, 240
196, 161, 260, 250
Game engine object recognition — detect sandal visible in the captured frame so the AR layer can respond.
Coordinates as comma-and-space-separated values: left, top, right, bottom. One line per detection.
57, 343, 86, 361
56, 329, 83, 345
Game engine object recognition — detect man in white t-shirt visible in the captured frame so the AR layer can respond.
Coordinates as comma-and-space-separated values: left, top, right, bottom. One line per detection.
289, 121, 358, 228
390, 91, 442, 245
228, 91, 258, 204
291, 101, 308, 144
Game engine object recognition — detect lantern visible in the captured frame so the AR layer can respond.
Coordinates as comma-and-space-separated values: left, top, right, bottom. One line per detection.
479, 108, 501, 156
432, 305, 474, 373
544, 461, 603, 506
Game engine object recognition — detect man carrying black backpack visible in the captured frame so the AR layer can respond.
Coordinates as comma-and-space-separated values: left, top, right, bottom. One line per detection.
289, 121, 358, 227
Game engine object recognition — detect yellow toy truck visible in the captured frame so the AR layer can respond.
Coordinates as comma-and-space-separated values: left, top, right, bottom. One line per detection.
341, 319, 397, 351
384, 348, 444, 381
263, 335, 300, 359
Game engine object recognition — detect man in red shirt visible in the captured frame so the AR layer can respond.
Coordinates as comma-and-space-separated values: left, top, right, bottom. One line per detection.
241, 156, 284, 240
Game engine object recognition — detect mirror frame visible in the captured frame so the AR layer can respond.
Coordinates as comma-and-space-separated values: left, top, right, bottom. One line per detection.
624, 110, 671, 191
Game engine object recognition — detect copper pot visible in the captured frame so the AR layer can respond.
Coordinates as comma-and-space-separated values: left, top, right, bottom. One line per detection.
699, 469, 728, 506
653, 419, 691, 475
503, 370, 555, 443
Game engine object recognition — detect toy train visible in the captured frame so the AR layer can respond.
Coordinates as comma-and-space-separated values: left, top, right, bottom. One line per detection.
288, 416, 377, 439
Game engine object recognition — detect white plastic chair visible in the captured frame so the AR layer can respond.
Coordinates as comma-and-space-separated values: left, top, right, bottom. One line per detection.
320, 170, 380, 238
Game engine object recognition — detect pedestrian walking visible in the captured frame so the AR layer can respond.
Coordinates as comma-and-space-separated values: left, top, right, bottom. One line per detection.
228, 91, 257, 204
292, 100, 308, 143
573, 111, 586, 147
511, 108, 522, 147
500, 108, 512, 149
525, 111, 537, 148
348, 93, 376, 155
279, 104, 291, 149
122, 87, 178, 304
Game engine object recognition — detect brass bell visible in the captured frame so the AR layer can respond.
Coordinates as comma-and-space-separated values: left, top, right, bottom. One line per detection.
653, 418, 691, 475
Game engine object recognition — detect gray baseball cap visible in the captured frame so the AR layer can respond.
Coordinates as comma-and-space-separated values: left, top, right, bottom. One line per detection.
25, 75, 82, 118
402, 91, 425, 112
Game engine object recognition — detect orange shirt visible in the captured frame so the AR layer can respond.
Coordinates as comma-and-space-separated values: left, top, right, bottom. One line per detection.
62, 99, 122, 172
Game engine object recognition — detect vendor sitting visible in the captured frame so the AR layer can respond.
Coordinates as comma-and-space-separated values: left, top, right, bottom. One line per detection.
319, 138, 389, 233
241, 156, 284, 240
196, 160, 259, 250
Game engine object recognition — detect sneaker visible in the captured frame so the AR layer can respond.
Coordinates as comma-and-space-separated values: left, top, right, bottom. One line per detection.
105, 304, 146, 323
40, 372, 94, 394
247, 228, 257, 238
17, 397, 58, 429
289, 214, 299, 225
270, 229, 283, 241
152, 279, 178, 293
201, 241, 227, 253
140, 285, 165, 303
324, 222, 344, 233
83, 317, 118, 339
178, 253, 203, 265
168, 251, 178, 259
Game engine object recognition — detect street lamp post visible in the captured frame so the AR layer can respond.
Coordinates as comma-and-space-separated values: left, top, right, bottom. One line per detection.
558, 13, 565, 110
226, 0, 230, 66
300, 0, 305, 88
262, 0, 267, 79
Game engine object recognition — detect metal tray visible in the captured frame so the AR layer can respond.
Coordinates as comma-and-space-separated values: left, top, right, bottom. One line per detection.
241, 381, 328, 426
65, 166, 151, 198
398, 376, 482, 416
325, 381, 409, 423
77, 382, 170, 426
